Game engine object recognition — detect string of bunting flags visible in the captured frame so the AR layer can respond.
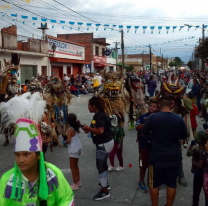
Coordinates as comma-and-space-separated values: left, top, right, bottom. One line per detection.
1, 12, 208, 34
124, 36, 196, 48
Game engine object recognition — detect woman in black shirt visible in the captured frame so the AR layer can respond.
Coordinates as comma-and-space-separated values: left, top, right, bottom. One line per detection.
82, 96, 114, 201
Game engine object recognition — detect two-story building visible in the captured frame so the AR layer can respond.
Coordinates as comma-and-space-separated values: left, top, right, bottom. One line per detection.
57, 33, 116, 73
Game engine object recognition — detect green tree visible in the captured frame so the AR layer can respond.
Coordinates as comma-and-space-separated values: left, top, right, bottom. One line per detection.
125, 65, 134, 72
196, 37, 208, 60
169, 61, 176, 67
174, 57, 183, 66
187, 61, 194, 69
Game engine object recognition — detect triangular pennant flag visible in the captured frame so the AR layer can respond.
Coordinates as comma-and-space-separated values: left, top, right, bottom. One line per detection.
188, 26, 192, 31
166, 26, 170, 34
158, 26, 162, 34
60, 20, 65, 29
95, 24, 101, 31
1, 12, 5, 17
119, 25, 123, 32
6, 4, 10, 9
173, 26, 177, 32
204, 25, 208, 30
179, 26, 184, 31
104, 24, 109, 31
86, 23, 92, 31
150, 26, 155, 34
126, 26, 131, 33
77, 22, 83, 30
41, 18, 47, 27
21, 15, 28, 24
32, 17, 37, 25
195, 25, 200, 30
111, 25, 117, 31
143, 26, 147, 34
50, 19, 56, 29
11, 14, 17, 21
134, 26, 139, 33
0, 5, 5, 10
69, 21, 75, 30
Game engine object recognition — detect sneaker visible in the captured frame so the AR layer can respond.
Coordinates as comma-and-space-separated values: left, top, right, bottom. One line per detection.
93, 190, 110, 201
70, 183, 79, 191
77, 181, 82, 187
98, 183, 111, 191
3, 140, 9, 146
108, 166, 115, 172
178, 177, 188, 186
116, 166, 124, 172
183, 143, 188, 148
137, 182, 148, 193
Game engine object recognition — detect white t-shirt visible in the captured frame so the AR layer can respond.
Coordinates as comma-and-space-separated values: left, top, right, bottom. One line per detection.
63, 76, 69, 81
96, 76, 102, 84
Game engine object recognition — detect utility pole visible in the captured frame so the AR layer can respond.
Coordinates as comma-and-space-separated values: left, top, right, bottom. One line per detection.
162, 54, 163, 70
202, 24, 205, 70
194, 44, 197, 71
38, 23, 48, 41
121, 29, 125, 71
113, 42, 120, 68
149, 44, 152, 71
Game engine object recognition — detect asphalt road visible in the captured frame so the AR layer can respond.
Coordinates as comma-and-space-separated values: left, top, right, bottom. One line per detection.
0, 93, 206, 206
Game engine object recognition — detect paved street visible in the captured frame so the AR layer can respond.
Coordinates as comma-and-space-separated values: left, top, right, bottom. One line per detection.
0, 93, 206, 206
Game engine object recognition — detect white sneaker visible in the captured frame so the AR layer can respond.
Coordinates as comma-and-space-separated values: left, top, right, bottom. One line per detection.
183, 144, 188, 148
108, 166, 115, 172
116, 166, 124, 172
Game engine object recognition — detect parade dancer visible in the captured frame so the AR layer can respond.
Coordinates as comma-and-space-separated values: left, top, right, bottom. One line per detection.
0, 92, 74, 206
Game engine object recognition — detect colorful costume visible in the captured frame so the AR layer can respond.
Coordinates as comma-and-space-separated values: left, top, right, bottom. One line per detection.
125, 72, 147, 129
0, 92, 74, 206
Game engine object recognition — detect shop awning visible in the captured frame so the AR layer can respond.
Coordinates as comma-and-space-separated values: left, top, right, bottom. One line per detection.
106, 63, 116, 67
49, 57, 90, 64
94, 63, 106, 67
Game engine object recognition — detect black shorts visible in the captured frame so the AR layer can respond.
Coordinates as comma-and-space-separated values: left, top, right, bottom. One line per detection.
139, 148, 150, 169
148, 165, 178, 189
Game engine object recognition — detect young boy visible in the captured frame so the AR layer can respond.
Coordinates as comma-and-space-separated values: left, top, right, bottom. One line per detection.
136, 100, 158, 192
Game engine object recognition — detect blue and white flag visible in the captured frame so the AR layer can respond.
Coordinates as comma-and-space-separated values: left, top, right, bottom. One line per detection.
143, 26, 147, 34
41, 18, 47, 27
166, 26, 170, 34
111, 25, 117, 31
86, 23, 92, 31
77, 22, 83, 30
134, 26, 139, 33
11, 14, 17, 21
69, 21, 75, 30
32, 17, 37, 25
150, 26, 155, 34
60, 20, 65, 29
119, 25, 123, 32
104, 24, 109, 31
21, 15, 28, 24
173, 26, 177, 32
126, 26, 131, 33
179, 26, 184, 31
158, 26, 162, 34
1, 12, 5, 17
195, 25, 200, 30
96, 24, 101, 31
204, 25, 208, 30
50, 19, 56, 29
188, 26, 192, 31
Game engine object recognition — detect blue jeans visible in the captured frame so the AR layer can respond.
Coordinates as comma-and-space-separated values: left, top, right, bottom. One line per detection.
196, 98, 201, 112
148, 90, 154, 97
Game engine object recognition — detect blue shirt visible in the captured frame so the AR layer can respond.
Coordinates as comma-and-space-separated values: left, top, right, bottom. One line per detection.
142, 112, 187, 168
136, 113, 151, 150
191, 83, 200, 97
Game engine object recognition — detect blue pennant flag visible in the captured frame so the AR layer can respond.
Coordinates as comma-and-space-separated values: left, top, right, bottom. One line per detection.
188, 26, 192, 31
158, 26, 162, 34
95, 24, 101, 31
143, 26, 147, 34
60, 20, 65, 29
86, 23, 92, 31
41, 18, 47, 27
1, 12, 5, 17
69, 21, 75, 30
126, 26, 131, 33
173, 26, 177, 32
179, 26, 184, 31
32, 17, 37, 25
21, 15, 28, 24
50, 19, 56, 29
134, 26, 139, 33
166, 26, 170, 34
111, 25, 117, 31
104, 24, 109, 31
11, 14, 17, 21
119, 25, 123, 32
77, 22, 83, 30
150, 26, 155, 34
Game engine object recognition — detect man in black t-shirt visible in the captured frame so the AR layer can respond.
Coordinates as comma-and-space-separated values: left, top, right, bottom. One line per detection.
142, 96, 187, 206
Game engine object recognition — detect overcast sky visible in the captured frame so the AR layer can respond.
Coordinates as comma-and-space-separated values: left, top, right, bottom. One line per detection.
1, 0, 208, 62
